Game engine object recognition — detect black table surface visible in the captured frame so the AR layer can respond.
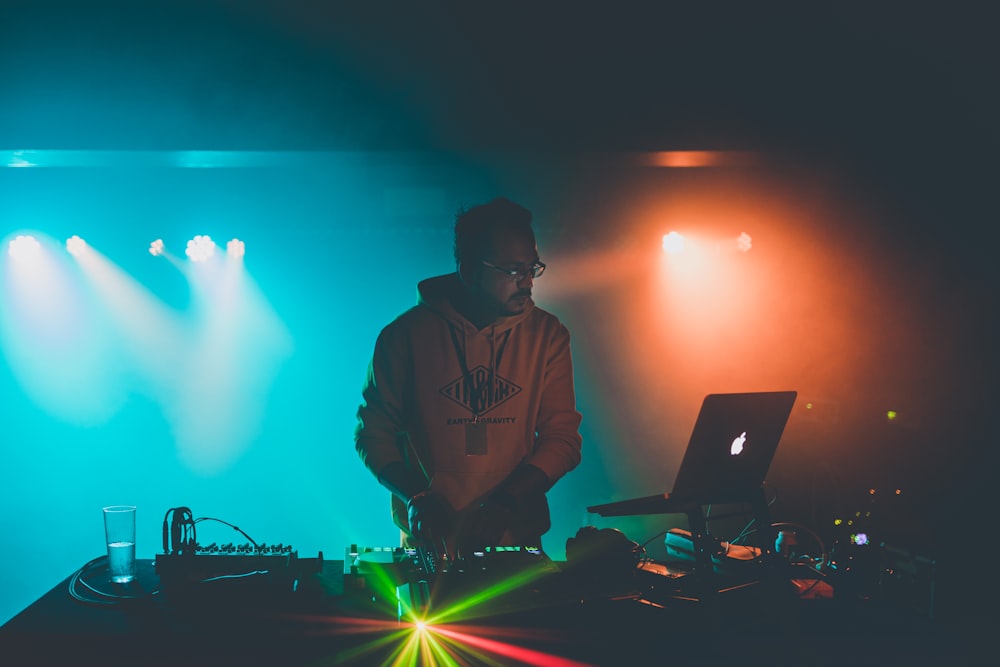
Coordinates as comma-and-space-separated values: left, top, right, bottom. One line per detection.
0, 555, 627, 666
0, 555, 980, 667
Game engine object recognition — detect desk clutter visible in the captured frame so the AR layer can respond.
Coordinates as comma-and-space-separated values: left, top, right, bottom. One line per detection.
1, 500, 948, 667
56, 499, 936, 648
126, 503, 847, 614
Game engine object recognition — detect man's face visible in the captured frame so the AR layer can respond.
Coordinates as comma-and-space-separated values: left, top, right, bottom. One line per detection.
472, 229, 539, 318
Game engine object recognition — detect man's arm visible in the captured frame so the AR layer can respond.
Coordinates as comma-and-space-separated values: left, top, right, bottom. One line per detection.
355, 326, 454, 548
355, 327, 409, 478
524, 322, 583, 480
375, 460, 428, 501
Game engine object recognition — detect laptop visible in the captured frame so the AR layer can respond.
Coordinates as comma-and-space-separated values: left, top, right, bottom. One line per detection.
588, 391, 797, 517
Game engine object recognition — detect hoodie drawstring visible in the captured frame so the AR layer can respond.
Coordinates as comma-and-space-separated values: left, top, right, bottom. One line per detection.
448, 323, 512, 421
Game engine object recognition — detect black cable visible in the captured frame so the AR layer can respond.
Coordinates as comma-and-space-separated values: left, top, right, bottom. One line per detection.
771, 521, 830, 571
67, 555, 159, 606
194, 517, 259, 549
722, 491, 779, 555
635, 529, 670, 567
163, 507, 196, 554
200, 570, 271, 583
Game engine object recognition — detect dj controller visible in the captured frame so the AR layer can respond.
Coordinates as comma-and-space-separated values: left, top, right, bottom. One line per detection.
150, 508, 716, 622
344, 545, 565, 620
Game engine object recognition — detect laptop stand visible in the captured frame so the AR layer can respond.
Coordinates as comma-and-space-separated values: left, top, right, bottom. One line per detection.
588, 487, 780, 599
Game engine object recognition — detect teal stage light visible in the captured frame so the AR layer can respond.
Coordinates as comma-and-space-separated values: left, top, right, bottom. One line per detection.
7, 235, 42, 261
66, 236, 87, 256
185, 235, 216, 262
226, 238, 245, 258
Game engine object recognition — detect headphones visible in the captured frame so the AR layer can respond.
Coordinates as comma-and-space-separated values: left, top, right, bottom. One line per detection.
162, 507, 196, 554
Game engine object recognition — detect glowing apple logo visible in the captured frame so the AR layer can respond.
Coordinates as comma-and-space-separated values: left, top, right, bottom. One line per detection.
730, 431, 747, 456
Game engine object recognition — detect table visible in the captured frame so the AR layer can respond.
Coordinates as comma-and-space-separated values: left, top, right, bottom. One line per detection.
0, 553, 968, 667
1, 555, 633, 666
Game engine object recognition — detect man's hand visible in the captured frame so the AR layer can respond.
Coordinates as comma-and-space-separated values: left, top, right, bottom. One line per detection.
406, 490, 453, 547
458, 465, 550, 554
459, 499, 514, 554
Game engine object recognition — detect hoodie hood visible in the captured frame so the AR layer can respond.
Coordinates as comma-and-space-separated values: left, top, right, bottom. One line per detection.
416, 273, 534, 335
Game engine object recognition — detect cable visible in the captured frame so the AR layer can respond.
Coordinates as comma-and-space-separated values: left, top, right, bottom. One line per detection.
163, 507, 196, 554
200, 570, 270, 583
194, 517, 259, 549
727, 518, 757, 547
771, 521, 831, 571
164, 508, 262, 553
721, 491, 779, 556
68, 556, 115, 605
635, 529, 670, 567
67, 555, 160, 606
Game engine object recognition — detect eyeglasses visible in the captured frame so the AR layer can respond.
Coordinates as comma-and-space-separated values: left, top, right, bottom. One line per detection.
480, 260, 546, 282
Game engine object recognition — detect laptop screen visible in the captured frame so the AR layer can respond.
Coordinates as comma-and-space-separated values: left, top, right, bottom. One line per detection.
670, 391, 797, 504
587, 391, 797, 517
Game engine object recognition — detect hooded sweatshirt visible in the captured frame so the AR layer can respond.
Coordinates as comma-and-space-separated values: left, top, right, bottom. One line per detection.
355, 273, 583, 542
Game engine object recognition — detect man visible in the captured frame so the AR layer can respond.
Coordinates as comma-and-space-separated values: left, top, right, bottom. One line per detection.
355, 197, 583, 558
